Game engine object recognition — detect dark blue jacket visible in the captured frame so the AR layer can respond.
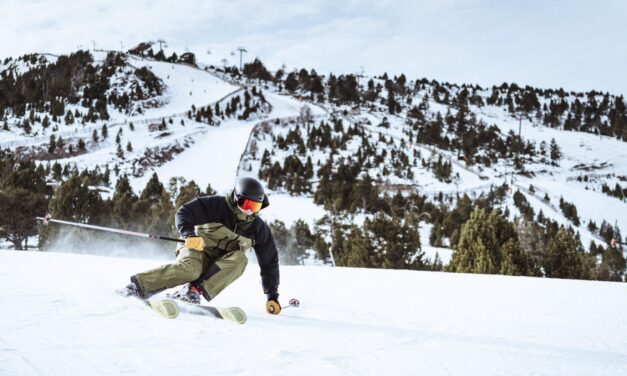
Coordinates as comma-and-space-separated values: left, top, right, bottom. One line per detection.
175, 195, 279, 298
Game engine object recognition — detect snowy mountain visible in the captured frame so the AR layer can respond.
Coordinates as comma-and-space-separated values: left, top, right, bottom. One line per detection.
0, 46, 625, 275
232, 65, 627, 265
1, 251, 626, 375
2, 41, 627, 376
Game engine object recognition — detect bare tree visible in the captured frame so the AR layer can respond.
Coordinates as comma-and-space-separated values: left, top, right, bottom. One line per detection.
299, 105, 314, 125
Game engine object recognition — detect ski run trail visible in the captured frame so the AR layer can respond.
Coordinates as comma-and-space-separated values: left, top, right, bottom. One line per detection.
1, 251, 626, 375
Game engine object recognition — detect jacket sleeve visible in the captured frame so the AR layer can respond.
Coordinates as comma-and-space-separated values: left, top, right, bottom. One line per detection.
175, 196, 214, 238
254, 222, 280, 298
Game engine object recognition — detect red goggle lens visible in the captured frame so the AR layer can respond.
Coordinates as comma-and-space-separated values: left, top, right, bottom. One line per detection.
238, 198, 262, 213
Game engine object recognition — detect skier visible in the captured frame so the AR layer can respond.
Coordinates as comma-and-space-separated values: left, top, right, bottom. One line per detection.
121, 177, 282, 315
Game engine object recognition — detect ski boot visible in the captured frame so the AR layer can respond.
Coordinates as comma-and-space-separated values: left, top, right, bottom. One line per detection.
169, 283, 202, 305
118, 282, 141, 298
117, 277, 145, 299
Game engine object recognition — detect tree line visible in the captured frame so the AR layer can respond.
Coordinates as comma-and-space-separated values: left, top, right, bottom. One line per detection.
237, 59, 626, 141
0, 149, 215, 252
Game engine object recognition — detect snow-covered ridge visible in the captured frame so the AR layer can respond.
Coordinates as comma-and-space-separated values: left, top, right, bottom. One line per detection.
1, 49, 625, 261
226, 68, 627, 255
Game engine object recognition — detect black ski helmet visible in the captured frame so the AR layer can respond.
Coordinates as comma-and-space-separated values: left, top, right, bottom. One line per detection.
234, 177, 265, 203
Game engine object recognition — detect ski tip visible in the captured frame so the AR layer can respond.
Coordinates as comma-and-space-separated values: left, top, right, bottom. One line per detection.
218, 307, 247, 324
148, 299, 180, 319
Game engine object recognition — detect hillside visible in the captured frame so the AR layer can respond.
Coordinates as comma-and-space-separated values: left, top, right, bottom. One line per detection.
0, 47, 625, 280
1, 251, 626, 375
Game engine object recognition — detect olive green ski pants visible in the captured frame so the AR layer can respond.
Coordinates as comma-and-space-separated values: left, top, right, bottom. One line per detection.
134, 246, 248, 300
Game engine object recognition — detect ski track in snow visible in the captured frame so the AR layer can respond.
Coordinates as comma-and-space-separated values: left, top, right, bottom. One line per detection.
1, 251, 626, 376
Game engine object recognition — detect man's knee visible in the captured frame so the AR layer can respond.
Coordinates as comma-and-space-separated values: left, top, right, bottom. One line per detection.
226, 251, 248, 276
230, 251, 248, 267
176, 257, 203, 281
196, 252, 248, 300
206, 251, 248, 280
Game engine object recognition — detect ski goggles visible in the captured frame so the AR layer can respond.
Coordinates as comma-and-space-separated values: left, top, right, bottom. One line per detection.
237, 197, 262, 214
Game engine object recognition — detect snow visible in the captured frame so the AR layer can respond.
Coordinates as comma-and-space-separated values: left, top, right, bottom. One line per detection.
1, 250, 626, 375
259, 193, 326, 228
126, 79, 327, 196
130, 120, 256, 195
420, 223, 453, 265
473, 110, 627, 246
0, 56, 241, 148
262, 92, 327, 119
123, 57, 239, 120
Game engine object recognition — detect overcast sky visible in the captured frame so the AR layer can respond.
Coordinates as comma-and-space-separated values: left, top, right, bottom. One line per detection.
1, 0, 625, 95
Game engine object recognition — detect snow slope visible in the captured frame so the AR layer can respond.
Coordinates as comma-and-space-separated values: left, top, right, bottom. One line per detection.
129, 119, 256, 195
329, 97, 627, 252
123, 56, 239, 120
125, 80, 328, 225
1, 251, 626, 376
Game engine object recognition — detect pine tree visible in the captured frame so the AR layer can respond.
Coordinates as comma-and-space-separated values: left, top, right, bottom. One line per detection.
387, 91, 398, 114
48, 135, 57, 153
204, 183, 217, 196
140, 173, 165, 202
284, 72, 299, 93
77, 138, 86, 151
544, 228, 585, 279
449, 207, 529, 275
47, 172, 107, 223
596, 246, 626, 281
343, 225, 373, 267
499, 238, 530, 275
290, 219, 314, 265
111, 174, 137, 228
550, 138, 561, 165
64, 110, 74, 125
22, 120, 32, 134
0, 156, 50, 249
175, 180, 201, 208
133, 173, 174, 235
269, 220, 294, 264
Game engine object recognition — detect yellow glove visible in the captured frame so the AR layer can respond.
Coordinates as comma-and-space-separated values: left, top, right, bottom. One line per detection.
266, 297, 281, 315
185, 236, 205, 251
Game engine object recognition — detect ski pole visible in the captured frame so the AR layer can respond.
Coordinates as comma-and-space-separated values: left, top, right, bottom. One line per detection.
36, 214, 184, 244
282, 298, 300, 310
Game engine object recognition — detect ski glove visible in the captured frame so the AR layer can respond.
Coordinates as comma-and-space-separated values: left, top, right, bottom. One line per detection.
185, 236, 205, 251
266, 294, 281, 315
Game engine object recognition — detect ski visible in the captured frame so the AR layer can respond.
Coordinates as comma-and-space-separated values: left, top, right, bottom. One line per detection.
117, 287, 180, 319
120, 292, 242, 323
145, 299, 180, 319
173, 301, 247, 324
120, 289, 296, 324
